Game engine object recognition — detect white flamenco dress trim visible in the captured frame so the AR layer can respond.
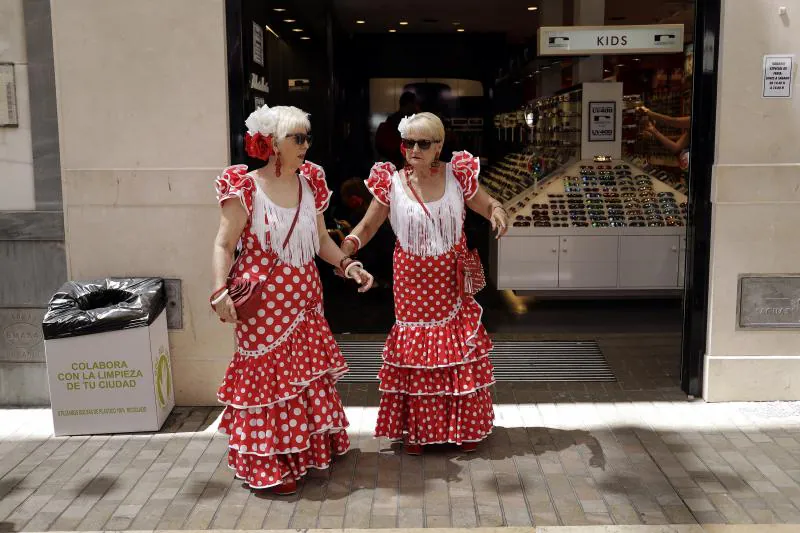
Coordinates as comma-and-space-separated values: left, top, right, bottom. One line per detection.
251, 178, 319, 267
389, 164, 464, 257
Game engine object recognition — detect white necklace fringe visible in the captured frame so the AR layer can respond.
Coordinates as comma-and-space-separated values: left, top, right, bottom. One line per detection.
391, 170, 464, 257
251, 179, 319, 267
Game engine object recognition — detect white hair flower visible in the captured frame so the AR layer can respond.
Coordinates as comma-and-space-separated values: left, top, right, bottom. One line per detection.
397, 114, 417, 137
244, 104, 311, 140
245, 104, 278, 136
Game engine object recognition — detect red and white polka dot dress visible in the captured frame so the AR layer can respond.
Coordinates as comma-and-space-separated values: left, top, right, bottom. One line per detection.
365, 151, 495, 446
214, 162, 350, 489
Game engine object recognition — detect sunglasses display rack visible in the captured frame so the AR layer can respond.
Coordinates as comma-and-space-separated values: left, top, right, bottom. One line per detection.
481, 148, 574, 204
489, 158, 688, 297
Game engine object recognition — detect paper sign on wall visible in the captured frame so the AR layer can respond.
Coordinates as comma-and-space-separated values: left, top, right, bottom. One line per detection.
588, 101, 616, 142
0, 63, 18, 127
763, 55, 793, 98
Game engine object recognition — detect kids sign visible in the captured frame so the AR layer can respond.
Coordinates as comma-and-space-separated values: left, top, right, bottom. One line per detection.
538, 25, 684, 56
763, 55, 794, 98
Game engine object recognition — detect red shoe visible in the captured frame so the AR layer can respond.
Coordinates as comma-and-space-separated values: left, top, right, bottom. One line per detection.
273, 478, 297, 495
405, 443, 423, 456
461, 441, 479, 453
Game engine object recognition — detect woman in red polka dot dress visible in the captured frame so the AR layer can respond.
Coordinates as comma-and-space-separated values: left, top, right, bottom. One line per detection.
210, 105, 373, 494
340, 113, 508, 454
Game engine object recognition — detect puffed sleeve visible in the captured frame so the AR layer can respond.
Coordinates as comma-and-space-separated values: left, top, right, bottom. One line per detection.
450, 151, 480, 201
214, 164, 254, 214
364, 161, 396, 206
299, 161, 332, 213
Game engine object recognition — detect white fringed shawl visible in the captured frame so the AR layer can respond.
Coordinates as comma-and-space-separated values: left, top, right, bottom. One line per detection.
251, 177, 319, 267
390, 164, 464, 257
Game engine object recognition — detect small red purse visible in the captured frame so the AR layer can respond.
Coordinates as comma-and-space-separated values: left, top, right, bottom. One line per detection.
227, 176, 302, 321
405, 174, 486, 298
456, 248, 486, 297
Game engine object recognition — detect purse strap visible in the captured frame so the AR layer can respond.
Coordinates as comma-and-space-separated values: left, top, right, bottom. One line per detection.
405, 171, 432, 219
228, 174, 303, 280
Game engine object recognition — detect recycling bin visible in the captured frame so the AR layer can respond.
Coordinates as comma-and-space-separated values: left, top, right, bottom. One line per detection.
42, 278, 174, 436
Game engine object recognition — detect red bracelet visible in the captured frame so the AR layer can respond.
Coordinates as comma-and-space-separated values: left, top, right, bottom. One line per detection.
336, 256, 355, 277
343, 235, 361, 254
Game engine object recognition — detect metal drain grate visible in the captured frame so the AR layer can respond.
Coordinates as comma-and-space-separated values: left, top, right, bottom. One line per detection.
337, 340, 615, 383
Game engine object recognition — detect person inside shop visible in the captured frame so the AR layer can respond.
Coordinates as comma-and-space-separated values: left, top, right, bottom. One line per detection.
210, 104, 374, 495
375, 91, 420, 168
340, 112, 508, 456
637, 105, 691, 171
333, 178, 394, 288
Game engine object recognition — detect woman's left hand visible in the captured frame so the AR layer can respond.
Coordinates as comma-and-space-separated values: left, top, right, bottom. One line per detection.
348, 266, 374, 292
490, 207, 508, 238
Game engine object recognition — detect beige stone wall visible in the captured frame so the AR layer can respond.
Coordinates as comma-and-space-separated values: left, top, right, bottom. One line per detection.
705, 0, 800, 400
0, 0, 35, 210
51, 0, 232, 405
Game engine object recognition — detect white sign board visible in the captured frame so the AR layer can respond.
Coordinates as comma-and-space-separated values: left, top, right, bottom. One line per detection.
253, 22, 264, 66
588, 101, 616, 142
45, 311, 174, 436
763, 55, 794, 98
539, 25, 684, 56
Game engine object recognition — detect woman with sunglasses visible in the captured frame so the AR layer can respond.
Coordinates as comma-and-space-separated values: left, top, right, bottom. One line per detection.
211, 105, 374, 494
341, 112, 508, 455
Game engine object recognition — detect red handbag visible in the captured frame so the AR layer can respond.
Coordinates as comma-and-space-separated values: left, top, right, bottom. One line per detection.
405, 174, 486, 298
456, 248, 486, 297
227, 176, 302, 321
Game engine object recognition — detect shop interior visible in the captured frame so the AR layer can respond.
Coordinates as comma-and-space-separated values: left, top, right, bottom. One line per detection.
234, 0, 698, 389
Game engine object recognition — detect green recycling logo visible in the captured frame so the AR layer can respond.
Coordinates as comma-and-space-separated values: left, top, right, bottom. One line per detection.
154, 347, 172, 409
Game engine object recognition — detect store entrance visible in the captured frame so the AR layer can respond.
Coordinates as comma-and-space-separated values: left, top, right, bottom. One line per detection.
227, 0, 712, 396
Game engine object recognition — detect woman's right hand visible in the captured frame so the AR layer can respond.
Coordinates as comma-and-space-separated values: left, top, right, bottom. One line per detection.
214, 294, 239, 324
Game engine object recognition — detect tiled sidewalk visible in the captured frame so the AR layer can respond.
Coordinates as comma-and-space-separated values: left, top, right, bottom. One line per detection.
4, 392, 800, 531
4, 334, 800, 531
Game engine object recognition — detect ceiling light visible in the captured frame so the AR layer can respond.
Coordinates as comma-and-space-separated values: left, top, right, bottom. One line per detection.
399, 21, 409, 26
284, 19, 296, 23
633, 58, 641, 62
457, 28, 465, 32
389, 28, 397, 33
452, 21, 461, 26
301, 36, 310, 40
356, 19, 366, 24
527, 6, 538, 11
292, 28, 303, 32
273, 8, 286, 12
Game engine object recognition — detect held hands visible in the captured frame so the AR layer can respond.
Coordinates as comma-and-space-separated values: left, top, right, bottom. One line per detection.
348, 265, 374, 293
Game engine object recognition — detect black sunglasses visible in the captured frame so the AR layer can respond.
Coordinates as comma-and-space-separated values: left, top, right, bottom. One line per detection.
286, 132, 313, 146
401, 138, 439, 151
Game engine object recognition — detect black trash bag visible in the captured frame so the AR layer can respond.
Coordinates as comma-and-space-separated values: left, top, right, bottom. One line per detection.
42, 278, 166, 340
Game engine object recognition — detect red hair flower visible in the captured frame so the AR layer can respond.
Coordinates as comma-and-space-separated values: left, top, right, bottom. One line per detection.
245, 132, 274, 161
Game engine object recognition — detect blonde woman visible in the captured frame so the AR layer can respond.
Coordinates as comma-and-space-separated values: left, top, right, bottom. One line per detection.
211, 105, 373, 494
341, 112, 508, 454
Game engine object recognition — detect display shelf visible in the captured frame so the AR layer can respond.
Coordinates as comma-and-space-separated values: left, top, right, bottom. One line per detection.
491, 158, 687, 295
502, 160, 687, 230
